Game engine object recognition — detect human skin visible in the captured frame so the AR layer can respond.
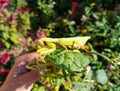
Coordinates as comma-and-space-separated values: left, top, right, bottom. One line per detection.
0, 53, 41, 91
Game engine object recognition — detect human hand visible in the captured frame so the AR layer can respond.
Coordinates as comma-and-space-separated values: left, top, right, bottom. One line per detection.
0, 53, 40, 91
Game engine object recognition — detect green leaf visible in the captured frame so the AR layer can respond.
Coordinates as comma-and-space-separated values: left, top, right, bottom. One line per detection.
97, 69, 108, 85
87, 70, 93, 80
63, 51, 74, 68
0, 25, 5, 31
72, 52, 90, 67
47, 50, 90, 72
16, 0, 27, 7
10, 32, 20, 44
67, 21, 75, 25
38, 86, 45, 91
2, 39, 11, 48
55, 53, 64, 65
73, 82, 91, 91
2, 32, 9, 40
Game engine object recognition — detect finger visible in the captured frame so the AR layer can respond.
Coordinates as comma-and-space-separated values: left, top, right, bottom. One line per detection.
14, 52, 39, 71
18, 70, 40, 83
7, 53, 39, 77
5, 71, 40, 91
16, 52, 39, 65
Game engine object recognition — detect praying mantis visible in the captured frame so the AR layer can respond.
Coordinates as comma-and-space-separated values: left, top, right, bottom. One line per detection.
36, 36, 91, 62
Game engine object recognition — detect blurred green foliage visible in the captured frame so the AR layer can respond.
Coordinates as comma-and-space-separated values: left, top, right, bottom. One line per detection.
0, 0, 31, 48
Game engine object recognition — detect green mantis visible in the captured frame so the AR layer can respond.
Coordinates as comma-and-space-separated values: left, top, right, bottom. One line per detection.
36, 36, 90, 62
